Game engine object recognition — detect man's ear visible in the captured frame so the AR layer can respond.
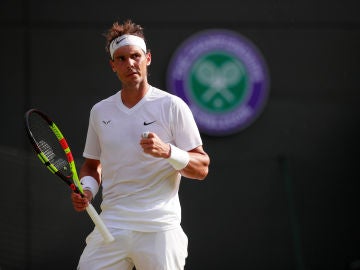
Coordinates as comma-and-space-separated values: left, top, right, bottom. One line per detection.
109, 59, 116, 72
146, 52, 152, 66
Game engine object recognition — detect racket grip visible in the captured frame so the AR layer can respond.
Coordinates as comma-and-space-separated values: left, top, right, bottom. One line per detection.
85, 204, 115, 243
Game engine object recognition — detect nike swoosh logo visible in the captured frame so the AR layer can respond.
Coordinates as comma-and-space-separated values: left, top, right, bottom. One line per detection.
115, 37, 126, 45
143, 120, 156, 126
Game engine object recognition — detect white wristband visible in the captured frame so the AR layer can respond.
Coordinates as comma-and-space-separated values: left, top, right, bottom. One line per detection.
167, 144, 190, 171
80, 176, 99, 198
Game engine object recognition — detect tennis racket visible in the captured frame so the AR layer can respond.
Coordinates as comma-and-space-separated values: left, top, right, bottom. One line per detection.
24, 108, 114, 243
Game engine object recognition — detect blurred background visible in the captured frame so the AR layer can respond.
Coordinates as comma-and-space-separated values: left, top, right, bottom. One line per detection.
1, 0, 360, 269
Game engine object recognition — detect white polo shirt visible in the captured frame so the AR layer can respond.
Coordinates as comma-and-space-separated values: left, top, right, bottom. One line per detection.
83, 86, 202, 232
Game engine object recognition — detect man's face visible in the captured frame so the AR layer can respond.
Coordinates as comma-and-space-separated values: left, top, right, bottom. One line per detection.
110, 45, 151, 87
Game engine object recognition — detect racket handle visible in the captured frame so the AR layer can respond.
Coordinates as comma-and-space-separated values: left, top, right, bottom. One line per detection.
85, 204, 115, 243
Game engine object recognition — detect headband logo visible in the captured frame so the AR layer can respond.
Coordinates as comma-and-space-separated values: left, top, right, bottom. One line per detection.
115, 36, 126, 45
110, 35, 146, 58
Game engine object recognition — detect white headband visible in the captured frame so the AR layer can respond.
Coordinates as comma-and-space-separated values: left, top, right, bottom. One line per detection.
109, 34, 147, 59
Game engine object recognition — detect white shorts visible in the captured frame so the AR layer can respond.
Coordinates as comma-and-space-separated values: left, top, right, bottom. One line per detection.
77, 227, 188, 270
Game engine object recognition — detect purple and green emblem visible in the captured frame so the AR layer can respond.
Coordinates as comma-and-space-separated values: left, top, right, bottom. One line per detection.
167, 29, 270, 136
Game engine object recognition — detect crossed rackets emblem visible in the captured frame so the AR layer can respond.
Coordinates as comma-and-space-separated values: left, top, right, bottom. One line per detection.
194, 60, 245, 108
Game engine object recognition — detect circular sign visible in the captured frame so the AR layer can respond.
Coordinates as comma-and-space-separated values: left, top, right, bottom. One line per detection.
167, 29, 270, 136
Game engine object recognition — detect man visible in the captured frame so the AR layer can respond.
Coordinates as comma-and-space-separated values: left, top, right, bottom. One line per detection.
71, 19, 210, 270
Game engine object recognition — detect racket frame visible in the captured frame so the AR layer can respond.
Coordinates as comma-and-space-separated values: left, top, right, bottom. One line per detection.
24, 108, 114, 243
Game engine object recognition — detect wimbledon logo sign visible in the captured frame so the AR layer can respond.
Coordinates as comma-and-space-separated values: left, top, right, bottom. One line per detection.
167, 29, 270, 136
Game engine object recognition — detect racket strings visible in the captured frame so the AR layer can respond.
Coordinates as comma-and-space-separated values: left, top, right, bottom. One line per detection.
29, 113, 72, 178
38, 140, 70, 176
38, 140, 55, 160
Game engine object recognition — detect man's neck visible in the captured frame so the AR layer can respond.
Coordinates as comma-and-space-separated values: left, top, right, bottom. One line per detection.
121, 82, 150, 108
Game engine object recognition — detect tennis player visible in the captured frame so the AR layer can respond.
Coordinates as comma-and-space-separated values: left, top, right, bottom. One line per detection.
71, 19, 210, 270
